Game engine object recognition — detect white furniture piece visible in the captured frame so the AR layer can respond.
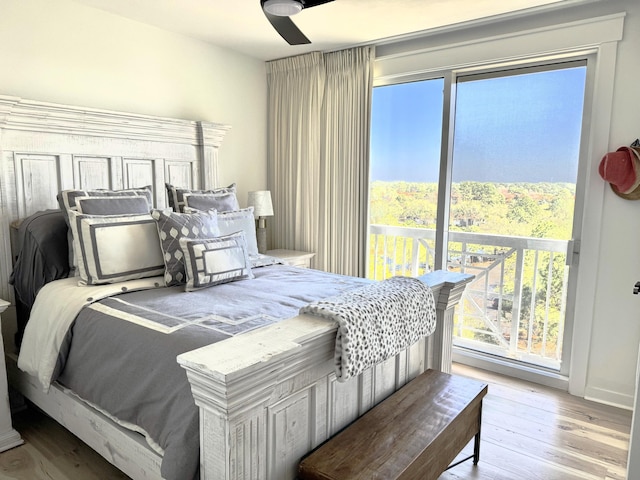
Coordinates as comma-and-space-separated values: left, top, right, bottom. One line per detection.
267, 248, 316, 268
0, 298, 23, 453
0, 94, 473, 480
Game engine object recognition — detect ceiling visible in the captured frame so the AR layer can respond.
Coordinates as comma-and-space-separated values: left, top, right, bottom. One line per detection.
71, 0, 579, 61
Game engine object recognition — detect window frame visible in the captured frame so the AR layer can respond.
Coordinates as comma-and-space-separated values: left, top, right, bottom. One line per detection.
370, 51, 598, 387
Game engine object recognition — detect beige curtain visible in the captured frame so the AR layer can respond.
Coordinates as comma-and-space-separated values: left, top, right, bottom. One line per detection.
266, 46, 374, 277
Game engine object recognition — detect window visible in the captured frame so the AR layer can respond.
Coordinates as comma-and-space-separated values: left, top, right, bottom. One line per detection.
368, 60, 587, 374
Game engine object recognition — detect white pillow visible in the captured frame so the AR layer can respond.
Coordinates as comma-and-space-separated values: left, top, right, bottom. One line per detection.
180, 232, 254, 291
68, 210, 164, 285
191, 207, 259, 257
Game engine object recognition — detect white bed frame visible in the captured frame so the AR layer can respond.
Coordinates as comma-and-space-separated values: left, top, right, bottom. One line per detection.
0, 95, 473, 480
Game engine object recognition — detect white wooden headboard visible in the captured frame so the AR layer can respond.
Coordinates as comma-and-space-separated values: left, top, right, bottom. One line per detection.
0, 95, 230, 301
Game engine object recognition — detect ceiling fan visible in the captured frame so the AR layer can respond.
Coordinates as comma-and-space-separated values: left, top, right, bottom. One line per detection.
260, 0, 335, 45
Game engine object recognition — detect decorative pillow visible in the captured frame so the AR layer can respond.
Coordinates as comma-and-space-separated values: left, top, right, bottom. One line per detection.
183, 191, 240, 213
58, 186, 153, 270
179, 232, 254, 292
216, 207, 259, 257
76, 195, 151, 215
58, 186, 153, 225
165, 182, 236, 213
151, 209, 221, 286
68, 211, 164, 285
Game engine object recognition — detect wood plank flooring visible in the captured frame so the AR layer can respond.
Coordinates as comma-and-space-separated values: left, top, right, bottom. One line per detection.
445, 364, 632, 480
0, 406, 128, 480
0, 363, 632, 480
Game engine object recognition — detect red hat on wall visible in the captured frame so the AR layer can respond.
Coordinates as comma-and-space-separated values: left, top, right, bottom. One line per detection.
598, 146, 640, 200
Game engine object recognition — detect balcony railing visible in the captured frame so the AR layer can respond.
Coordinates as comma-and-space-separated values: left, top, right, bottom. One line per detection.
368, 224, 570, 370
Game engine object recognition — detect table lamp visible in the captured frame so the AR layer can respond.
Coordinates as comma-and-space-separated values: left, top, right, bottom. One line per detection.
247, 190, 274, 254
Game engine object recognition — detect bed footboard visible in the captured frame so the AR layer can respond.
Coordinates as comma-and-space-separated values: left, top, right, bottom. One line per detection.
177, 270, 472, 480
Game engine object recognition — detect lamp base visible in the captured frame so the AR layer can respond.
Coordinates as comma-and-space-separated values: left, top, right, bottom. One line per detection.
256, 226, 267, 254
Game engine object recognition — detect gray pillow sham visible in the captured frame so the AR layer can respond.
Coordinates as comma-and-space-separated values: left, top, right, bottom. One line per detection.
183, 192, 240, 213
165, 182, 236, 213
75, 195, 151, 215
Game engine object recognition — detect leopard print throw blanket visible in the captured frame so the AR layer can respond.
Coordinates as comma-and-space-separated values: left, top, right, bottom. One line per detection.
300, 276, 437, 382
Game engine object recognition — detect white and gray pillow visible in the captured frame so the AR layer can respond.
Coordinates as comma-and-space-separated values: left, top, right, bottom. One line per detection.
58, 186, 153, 271
183, 191, 240, 213
180, 231, 254, 292
58, 186, 153, 226
151, 209, 221, 286
165, 182, 236, 213
68, 210, 164, 285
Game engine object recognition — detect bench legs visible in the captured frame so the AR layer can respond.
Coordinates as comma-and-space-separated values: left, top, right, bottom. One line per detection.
445, 400, 483, 471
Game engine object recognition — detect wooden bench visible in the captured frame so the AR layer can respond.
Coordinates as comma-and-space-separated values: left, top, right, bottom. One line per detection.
298, 369, 488, 480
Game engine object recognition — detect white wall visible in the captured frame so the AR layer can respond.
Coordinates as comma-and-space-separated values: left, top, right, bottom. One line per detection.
0, 0, 267, 203
375, 0, 640, 408
584, 0, 640, 408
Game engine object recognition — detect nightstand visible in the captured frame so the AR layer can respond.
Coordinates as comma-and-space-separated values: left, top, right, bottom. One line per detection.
267, 249, 316, 268
0, 299, 23, 452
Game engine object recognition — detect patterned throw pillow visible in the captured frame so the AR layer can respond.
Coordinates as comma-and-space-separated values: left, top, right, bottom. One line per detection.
180, 232, 254, 291
151, 209, 220, 286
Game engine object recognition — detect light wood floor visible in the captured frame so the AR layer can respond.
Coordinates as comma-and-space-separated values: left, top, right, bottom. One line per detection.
0, 363, 632, 480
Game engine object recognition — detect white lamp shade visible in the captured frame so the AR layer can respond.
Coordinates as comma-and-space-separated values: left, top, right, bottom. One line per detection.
248, 191, 274, 217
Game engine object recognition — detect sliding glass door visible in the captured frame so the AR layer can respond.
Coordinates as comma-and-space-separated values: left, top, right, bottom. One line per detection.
367, 59, 588, 376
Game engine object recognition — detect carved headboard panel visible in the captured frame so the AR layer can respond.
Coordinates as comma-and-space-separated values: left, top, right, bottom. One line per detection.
0, 95, 230, 301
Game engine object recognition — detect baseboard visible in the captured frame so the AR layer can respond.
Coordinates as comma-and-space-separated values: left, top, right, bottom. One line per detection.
584, 386, 634, 411
452, 347, 569, 391
0, 428, 23, 453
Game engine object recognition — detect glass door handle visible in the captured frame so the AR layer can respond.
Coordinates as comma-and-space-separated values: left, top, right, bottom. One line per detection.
566, 239, 580, 266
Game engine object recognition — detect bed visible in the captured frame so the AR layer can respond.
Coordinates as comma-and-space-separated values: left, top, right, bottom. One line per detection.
0, 94, 473, 480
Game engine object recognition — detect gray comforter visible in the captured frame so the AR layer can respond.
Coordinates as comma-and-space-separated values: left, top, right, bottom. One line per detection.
55, 265, 370, 480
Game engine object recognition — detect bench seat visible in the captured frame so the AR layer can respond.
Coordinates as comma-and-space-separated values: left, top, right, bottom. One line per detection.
298, 369, 488, 480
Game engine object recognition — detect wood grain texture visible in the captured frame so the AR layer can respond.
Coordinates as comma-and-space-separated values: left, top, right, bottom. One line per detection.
0, 94, 230, 302
298, 369, 487, 480
0, 407, 128, 480
443, 364, 632, 480
178, 272, 471, 480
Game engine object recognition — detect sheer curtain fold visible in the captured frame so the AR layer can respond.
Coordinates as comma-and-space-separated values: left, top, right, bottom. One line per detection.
267, 46, 374, 277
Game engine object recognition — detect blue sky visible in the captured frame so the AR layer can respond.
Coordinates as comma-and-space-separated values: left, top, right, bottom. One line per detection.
370, 66, 587, 184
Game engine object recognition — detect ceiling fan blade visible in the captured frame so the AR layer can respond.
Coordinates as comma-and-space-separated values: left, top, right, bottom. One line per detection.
264, 12, 311, 45
301, 0, 334, 8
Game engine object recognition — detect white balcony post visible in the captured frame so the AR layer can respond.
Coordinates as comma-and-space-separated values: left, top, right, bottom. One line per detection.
511, 249, 525, 355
